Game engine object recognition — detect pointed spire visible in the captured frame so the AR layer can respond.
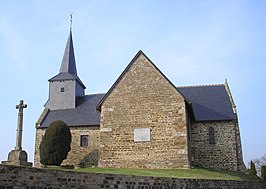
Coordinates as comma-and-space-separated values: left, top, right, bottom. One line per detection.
49, 26, 86, 89
59, 30, 77, 75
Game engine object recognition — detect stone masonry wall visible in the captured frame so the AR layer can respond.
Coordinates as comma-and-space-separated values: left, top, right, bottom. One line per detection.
34, 126, 100, 168
234, 120, 246, 171
190, 120, 240, 171
224, 81, 246, 171
34, 128, 45, 167
1, 165, 265, 189
99, 53, 189, 169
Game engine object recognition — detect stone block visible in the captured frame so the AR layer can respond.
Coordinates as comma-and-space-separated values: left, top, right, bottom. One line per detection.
2, 150, 32, 167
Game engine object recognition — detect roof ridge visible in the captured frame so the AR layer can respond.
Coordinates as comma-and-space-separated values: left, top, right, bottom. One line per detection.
85, 93, 106, 96
177, 83, 224, 88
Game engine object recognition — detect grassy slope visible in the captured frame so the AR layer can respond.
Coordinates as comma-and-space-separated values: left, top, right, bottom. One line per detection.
74, 167, 259, 181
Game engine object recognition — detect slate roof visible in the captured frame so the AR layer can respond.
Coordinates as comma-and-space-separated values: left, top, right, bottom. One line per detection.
49, 72, 77, 81
49, 30, 86, 89
178, 85, 236, 121
37, 84, 236, 128
38, 94, 105, 128
60, 30, 77, 75
49, 72, 86, 89
95, 50, 236, 122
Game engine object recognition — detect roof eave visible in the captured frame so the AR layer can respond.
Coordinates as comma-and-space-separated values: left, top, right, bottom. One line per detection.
48, 74, 86, 89
38, 124, 100, 129
194, 117, 237, 122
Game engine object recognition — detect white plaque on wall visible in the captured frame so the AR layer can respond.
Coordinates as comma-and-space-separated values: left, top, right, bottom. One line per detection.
100, 128, 112, 132
134, 128, 150, 142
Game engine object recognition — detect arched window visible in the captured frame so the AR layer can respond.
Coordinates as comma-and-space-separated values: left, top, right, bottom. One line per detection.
209, 127, 215, 144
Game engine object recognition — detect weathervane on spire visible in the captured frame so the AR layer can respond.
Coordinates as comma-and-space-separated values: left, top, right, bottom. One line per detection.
70, 12, 73, 31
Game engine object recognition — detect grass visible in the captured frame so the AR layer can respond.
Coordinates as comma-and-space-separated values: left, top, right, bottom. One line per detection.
74, 167, 259, 181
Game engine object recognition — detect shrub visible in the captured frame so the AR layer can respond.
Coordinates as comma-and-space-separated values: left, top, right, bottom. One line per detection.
261, 165, 266, 181
249, 160, 257, 176
39, 120, 71, 166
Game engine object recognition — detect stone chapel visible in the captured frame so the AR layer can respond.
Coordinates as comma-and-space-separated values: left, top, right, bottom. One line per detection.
34, 31, 245, 171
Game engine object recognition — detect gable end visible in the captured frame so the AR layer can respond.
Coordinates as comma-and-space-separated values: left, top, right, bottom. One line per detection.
96, 50, 189, 111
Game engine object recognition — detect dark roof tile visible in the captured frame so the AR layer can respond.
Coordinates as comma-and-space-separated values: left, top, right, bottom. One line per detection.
39, 85, 236, 128
49, 72, 86, 88
39, 93, 105, 128
178, 85, 236, 121
60, 30, 77, 75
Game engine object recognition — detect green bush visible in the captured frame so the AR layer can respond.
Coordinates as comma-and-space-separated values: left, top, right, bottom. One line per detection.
39, 120, 71, 166
249, 160, 257, 176
261, 165, 266, 181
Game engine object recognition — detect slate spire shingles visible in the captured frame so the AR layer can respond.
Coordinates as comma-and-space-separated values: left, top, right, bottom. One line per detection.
49, 30, 86, 89
59, 30, 77, 75
178, 85, 237, 121
39, 94, 105, 128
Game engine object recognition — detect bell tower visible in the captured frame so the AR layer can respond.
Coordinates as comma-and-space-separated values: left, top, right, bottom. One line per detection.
45, 30, 86, 110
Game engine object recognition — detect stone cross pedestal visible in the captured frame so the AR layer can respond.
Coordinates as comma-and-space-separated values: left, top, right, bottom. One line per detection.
2, 100, 32, 167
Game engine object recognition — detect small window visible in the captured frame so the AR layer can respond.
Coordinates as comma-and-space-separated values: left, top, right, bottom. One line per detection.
80, 135, 88, 146
60, 87, 64, 92
209, 127, 215, 144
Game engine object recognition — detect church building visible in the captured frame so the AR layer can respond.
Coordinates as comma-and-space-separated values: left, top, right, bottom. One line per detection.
34, 31, 245, 171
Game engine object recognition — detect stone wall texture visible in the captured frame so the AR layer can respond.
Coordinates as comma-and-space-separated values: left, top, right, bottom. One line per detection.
34, 126, 100, 168
0, 165, 265, 189
190, 120, 244, 171
99, 54, 190, 169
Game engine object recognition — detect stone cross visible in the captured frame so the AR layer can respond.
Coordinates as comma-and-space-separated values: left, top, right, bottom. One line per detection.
1, 99, 32, 166
15, 100, 27, 151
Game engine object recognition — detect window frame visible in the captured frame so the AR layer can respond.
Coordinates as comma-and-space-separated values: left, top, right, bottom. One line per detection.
208, 127, 215, 145
80, 135, 89, 147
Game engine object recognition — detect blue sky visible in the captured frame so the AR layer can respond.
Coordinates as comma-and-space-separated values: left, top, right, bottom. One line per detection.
0, 1, 265, 166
